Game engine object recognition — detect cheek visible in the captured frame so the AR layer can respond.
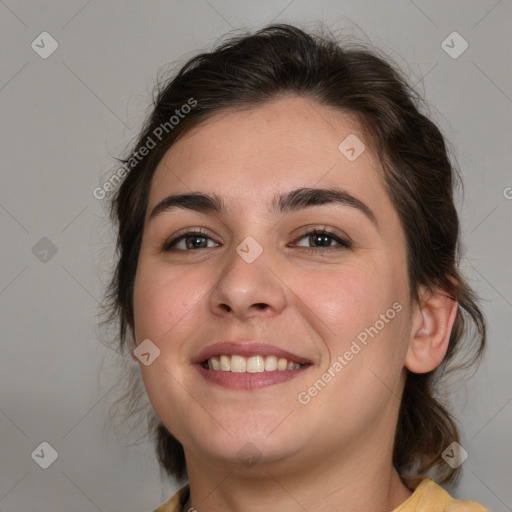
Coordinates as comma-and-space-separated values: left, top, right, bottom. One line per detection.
301, 260, 392, 338
132, 259, 210, 347
132, 261, 211, 429
301, 258, 408, 377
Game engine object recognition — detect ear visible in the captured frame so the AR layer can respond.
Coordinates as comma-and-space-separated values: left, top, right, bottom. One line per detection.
405, 284, 459, 374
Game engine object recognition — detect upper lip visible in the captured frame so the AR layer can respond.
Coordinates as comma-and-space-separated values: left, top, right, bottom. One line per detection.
192, 341, 312, 365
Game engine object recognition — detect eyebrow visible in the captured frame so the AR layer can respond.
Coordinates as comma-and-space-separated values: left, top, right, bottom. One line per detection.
148, 187, 378, 229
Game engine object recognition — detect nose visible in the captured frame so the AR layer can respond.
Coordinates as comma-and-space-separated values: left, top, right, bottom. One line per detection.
208, 240, 287, 321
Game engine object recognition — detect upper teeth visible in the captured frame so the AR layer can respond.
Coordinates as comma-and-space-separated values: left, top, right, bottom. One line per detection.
205, 355, 302, 372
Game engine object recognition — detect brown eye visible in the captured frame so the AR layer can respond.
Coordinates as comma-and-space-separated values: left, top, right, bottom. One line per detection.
292, 229, 351, 251
162, 230, 219, 251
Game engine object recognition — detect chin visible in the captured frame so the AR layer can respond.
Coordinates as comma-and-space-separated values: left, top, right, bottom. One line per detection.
186, 423, 307, 469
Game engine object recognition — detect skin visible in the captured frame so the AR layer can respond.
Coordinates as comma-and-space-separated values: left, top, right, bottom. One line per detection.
132, 96, 459, 512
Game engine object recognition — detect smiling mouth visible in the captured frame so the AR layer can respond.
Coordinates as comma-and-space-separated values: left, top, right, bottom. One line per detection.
202, 354, 306, 373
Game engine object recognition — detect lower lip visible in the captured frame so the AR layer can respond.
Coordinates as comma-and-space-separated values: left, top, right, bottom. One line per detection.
194, 363, 310, 390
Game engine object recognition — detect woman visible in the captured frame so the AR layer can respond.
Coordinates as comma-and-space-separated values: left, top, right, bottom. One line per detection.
103, 23, 488, 511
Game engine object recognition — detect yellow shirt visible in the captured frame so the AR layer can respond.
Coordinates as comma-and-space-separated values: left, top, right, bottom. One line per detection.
153, 477, 488, 511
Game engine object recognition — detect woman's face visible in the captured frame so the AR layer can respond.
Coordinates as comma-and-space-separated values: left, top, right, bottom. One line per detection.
133, 96, 413, 473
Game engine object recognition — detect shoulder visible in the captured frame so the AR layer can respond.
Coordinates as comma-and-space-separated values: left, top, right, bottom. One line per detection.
153, 483, 190, 512
395, 477, 489, 512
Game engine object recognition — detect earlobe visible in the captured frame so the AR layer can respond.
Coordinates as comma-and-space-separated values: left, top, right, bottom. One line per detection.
405, 286, 459, 374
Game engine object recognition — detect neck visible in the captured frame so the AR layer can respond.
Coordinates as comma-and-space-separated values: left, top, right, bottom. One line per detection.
182, 436, 412, 512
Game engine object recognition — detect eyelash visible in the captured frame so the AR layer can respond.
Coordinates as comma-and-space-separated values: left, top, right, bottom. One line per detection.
161, 227, 352, 253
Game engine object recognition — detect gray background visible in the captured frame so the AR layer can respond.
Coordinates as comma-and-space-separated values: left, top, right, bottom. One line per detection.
0, 1, 511, 511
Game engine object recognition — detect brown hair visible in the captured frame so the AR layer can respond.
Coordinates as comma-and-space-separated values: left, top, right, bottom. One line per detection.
102, 23, 486, 484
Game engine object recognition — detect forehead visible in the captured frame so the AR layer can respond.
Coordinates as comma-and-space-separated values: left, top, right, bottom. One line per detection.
149, 96, 388, 217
